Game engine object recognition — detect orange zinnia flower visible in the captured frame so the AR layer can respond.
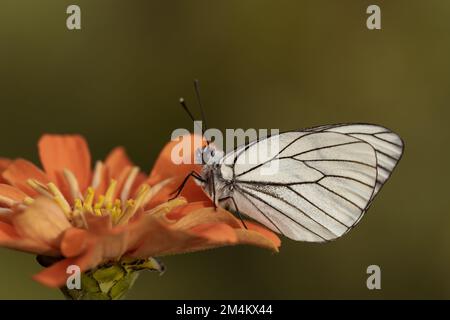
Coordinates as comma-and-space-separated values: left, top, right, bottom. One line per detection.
0, 134, 280, 296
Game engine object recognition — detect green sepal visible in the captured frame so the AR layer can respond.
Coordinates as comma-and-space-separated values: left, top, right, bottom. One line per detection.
61, 257, 165, 300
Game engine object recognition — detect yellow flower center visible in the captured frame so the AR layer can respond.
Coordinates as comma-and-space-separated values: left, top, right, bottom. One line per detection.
25, 167, 153, 228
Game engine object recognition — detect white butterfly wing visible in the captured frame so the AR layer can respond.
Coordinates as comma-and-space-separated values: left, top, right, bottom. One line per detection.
315, 124, 404, 196
218, 124, 404, 242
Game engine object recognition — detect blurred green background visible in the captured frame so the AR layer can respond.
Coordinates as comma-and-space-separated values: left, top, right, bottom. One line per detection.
0, 0, 449, 299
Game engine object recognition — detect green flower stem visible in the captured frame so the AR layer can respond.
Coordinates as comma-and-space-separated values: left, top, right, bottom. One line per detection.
57, 257, 165, 300
62, 268, 139, 300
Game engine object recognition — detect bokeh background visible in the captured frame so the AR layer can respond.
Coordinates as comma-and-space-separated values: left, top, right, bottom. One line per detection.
0, 0, 449, 299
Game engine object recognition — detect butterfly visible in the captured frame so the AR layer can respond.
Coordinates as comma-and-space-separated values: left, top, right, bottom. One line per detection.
174, 81, 404, 242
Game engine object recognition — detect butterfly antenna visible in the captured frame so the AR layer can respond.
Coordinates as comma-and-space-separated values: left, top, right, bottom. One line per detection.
179, 97, 204, 135
193, 79, 208, 134
179, 97, 196, 122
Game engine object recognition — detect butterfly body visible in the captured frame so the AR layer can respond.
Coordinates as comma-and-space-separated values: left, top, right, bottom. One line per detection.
196, 145, 234, 208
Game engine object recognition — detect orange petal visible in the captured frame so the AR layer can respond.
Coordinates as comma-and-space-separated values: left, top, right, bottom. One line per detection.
92, 228, 129, 262
104, 148, 149, 200
234, 229, 280, 252
128, 206, 278, 257
148, 134, 209, 203
182, 221, 280, 253
61, 215, 126, 263
0, 208, 12, 224
0, 184, 27, 206
243, 221, 281, 249
145, 175, 211, 209
0, 158, 11, 170
0, 220, 19, 238
115, 167, 147, 202
38, 135, 92, 192
37, 227, 127, 287
33, 258, 76, 288
113, 166, 133, 200
33, 251, 95, 288
0, 221, 57, 255
130, 172, 148, 198
174, 207, 242, 231
127, 219, 237, 258
2, 159, 50, 196
186, 223, 239, 248
84, 213, 112, 234
0, 158, 12, 183
143, 177, 177, 209
91, 161, 109, 197
105, 147, 133, 179
161, 222, 240, 255
11, 197, 71, 248
166, 201, 211, 220
60, 228, 88, 257
175, 208, 280, 253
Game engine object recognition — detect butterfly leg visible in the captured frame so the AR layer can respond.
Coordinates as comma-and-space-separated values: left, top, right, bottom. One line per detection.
218, 196, 248, 229
169, 171, 204, 200
211, 172, 217, 210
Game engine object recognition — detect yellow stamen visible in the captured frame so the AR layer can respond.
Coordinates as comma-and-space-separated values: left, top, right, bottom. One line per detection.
164, 197, 188, 210
125, 199, 135, 210
74, 198, 83, 211
116, 199, 135, 225
93, 195, 105, 216
105, 198, 113, 211
111, 199, 123, 224
72, 199, 87, 227
131, 184, 149, 210
104, 179, 117, 207
72, 210, 87, 228
116, 185, 152, 225
140, 177, 173, 208
23, 197, 34, 206
94, 195, 105, 208
148, 197, 188, 216
135, 184, 150, 204
83, 187, 95, 213
47, 182, 71, 217
113, 199, 122, 214
27, 179, 52, 198
144, 197, 188, 223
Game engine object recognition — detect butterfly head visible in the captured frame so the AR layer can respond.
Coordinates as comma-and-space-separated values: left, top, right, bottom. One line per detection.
179, 80, 224, 166
196, 145, 223, 166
